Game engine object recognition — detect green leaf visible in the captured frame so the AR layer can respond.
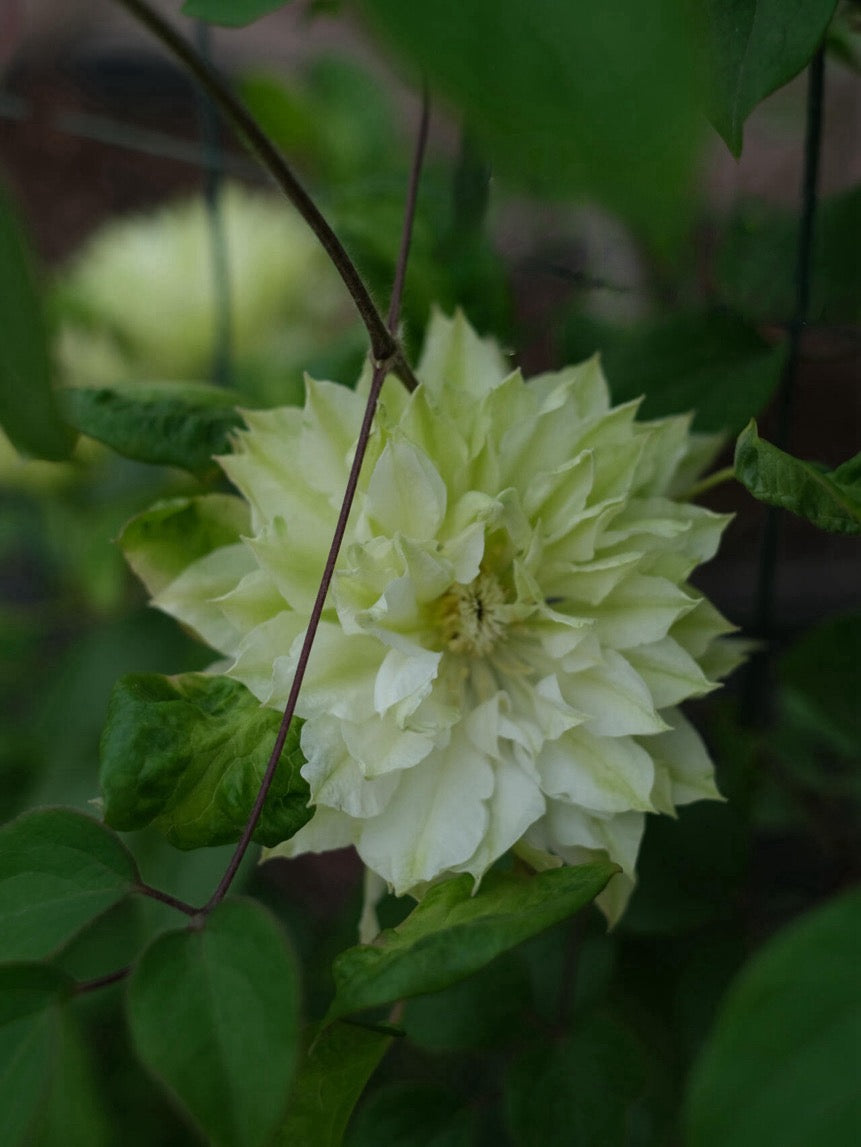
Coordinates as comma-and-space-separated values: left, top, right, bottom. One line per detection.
504, 1013, 646, 1147
0, 808, 139, 961
183, 0, 291, 26
100, 672, 311, 849
587, 309, 787, 434
779, 612, 861, 757
716, 187, 861, 324
327, 862, 616, 1021
30, 1007, 111, 1147
275, 1021, 392, 1147
345, 1082, 477, 1147
120, 494, 250, 598
685, 886, 861, 1147
0, 963, 75, 1146
734, 421, 861, 533
702, 0, 838, 155
61, 382, 246, 476
0, 185, 75, 460
403, 950, 532, 1051
358, 0, 703, 252
127, 897, 301, 1147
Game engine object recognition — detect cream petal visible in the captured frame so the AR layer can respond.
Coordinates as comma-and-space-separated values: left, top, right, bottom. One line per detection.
301, 716, 400, 816
342, 715, 435, 778
300, 377, 365, 495
374, 645, 442, 720
578, 573, 697, 650
216, 568, 285, 632
456, 754, 546, 881
264, 804, 357, 862
562, 650, 668, 737
625, 636, 717, 708
227, 610, 306, 705
537, 727, 655, 814
154, 543, 255, 656
417, 308, 510, 399
366, 438, 447, 541
545, 802, 646, 877
356, 731, 494, 895
643, 707, 722, 807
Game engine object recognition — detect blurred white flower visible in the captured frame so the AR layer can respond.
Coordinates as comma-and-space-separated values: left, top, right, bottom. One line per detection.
127, 311, 744, 919
56, 183, 356, 386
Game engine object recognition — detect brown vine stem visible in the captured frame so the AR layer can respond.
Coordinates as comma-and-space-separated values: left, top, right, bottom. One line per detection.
113, 0, 420, 391
136, 881, 200, 918
74, 965, 131, 996
204, 88, 432, 913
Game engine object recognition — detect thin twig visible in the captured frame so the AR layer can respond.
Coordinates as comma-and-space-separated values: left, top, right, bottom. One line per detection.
386, 84, 430, 342
74, 965, 131, 996
204, 97, 432, 911
136, 881, 200, 918
204, 358, 389, 911
113, 0, 419, 389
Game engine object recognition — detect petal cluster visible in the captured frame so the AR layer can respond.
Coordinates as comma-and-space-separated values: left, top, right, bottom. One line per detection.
131, 311, 744, 918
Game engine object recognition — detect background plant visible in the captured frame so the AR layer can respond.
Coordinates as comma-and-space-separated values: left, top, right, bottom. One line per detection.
0, 1, 858, 1145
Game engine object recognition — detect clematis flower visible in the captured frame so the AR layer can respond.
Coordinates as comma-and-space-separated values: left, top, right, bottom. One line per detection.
55, 183, 357, 387
125, 311, 744, 919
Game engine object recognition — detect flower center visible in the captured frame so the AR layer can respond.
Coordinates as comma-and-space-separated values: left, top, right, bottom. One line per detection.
439, 573, 507, 657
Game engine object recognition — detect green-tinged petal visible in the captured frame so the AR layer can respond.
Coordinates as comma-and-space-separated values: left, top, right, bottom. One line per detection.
265, 805, 357, 863
626, 636, 717, 708
154, 544, 256, 655
528, 356, 610, 421
121, 495, 251, 598
579, 573, 697, 650
456, 754, 545, 880
300, 377, 366, 496
301, 717, 401, 817
545, 804, 646, 878
562, 651, 668, 737
537, 728, 655, 814
643, 707, 722, 807
357, 731, 494, 894
365, 438, 447, 541
416, 308, 510, 399
227, 611, 307, 705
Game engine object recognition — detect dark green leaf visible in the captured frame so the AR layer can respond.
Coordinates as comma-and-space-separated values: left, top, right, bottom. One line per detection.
779, 612, 861, 757
182, 0, 291, 26
100, 672, 311, 849
505, 1013, 646, 1147
0, 808, 139, 961
702, 0, 838, 155
734, 421, 861, 533
591, 310, 787, 434
127, 897, 301, 1147
30, 1008, 111, 1147
359, 0, 703, 251
346, 1082, 477, 1147
327, 862, 616, 1021
120, 494, 250, 598
0, 185, 75, 459
716, 187, 861, 324
61, 382, 246, 476
685, 886, 861, 1147
403, 951, 532, 1051
275, 1021, 392, 1147
0, 963, 75, 1146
